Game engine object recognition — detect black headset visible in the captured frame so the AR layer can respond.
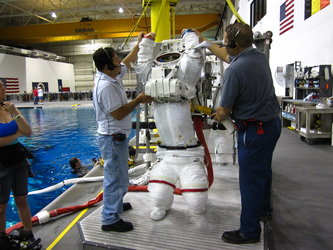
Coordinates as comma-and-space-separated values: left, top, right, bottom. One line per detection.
228, 23, 246, 49
102, 47, 117, 71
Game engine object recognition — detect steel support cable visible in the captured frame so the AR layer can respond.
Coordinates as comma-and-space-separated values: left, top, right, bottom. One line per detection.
225, 0, 246, 24
171, 6, 176, 39
119, 0, 152, 50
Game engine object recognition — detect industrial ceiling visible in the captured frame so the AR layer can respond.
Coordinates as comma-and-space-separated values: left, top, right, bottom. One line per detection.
0, 0, 225, 47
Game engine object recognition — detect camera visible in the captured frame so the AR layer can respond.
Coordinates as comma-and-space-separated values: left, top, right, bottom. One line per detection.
113, 133, 126, 141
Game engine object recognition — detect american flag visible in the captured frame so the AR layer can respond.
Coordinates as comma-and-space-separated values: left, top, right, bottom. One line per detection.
280, 0, 295, 35
0, 77, 20, 93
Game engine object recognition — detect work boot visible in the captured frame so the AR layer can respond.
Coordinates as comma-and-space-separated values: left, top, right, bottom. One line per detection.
9, 229, 42, 250
222, 230, 260, 244
123, 202, 132, 211
0, 232, 12, 250
101, 219, 134, 232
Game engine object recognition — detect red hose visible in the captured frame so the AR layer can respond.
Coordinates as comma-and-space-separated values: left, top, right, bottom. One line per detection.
192, 116, 214, 187
6, 193, 103, 234
6, 217, 39, 234
49, 192, 103, 217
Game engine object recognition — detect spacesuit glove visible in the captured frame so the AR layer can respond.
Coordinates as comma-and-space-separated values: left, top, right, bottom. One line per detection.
144, 32, 156, 41
182, 30, 200, 50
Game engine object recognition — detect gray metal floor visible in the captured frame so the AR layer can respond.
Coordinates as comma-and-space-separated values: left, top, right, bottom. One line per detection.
270, 128, 333, 250
79, 163, 263, 250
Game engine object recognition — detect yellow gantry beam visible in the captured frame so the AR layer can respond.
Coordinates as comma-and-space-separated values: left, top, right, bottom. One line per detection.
0, 14, 219, 45
150, 0, 171, 42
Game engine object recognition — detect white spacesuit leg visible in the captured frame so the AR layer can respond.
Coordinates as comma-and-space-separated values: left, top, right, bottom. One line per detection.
149, 183, 174, 220
148, 160, 176, 220
179, 160, 208, 214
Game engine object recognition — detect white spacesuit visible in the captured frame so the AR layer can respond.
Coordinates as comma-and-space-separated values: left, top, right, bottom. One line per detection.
135, 30, 209, 220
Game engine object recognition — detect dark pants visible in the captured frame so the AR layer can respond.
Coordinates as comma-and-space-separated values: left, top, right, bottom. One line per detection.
237, 117, 281, 238
33, 96, 38, 105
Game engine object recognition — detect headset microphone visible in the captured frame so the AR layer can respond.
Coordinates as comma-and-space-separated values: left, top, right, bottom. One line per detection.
102, 47, 118, 71
228, 39, 237, 49
227, 23, 247, 49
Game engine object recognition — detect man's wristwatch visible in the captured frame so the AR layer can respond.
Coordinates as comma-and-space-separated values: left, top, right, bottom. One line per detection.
14, 115, 21, 120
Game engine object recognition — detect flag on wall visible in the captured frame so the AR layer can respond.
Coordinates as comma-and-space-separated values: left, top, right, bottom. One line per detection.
0, 77, 20, 93
280, 0, 295, 35
305, 0, 330, 19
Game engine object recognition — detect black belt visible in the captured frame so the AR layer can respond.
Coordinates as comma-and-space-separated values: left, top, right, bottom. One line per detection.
111, 133, 126, 141
235, 119, 265, 135
158, 142, 201, 150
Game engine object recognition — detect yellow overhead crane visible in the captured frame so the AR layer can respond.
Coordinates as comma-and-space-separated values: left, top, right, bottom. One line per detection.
0, 13, 219, 45
0, 0, 245, 46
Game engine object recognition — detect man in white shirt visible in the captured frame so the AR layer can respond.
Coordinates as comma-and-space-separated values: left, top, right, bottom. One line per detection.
92, 33, 152, 232
37, 87, 43, 104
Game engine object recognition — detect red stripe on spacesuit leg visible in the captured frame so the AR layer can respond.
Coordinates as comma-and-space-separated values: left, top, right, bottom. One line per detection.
181, 188, 208, 192
129, 184, 182, 195
149, 180, 176, 189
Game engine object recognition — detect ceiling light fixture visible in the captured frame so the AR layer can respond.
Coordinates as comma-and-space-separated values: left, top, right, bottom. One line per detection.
118, 7, 124, 13
51, 12, 57, 18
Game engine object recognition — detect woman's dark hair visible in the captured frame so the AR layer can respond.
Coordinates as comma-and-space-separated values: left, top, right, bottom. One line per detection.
69, 157, 79, 169
225, 22, 253, 48
93, 47, 116, 71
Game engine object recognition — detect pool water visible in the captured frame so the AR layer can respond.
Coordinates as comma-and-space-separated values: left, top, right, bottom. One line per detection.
6, 107, 136, 228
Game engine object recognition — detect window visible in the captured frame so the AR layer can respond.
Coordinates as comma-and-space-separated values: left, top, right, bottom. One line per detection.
250, 0, 267, 28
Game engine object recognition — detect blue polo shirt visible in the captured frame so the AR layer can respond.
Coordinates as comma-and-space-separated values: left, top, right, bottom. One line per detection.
220, 47, 280, 122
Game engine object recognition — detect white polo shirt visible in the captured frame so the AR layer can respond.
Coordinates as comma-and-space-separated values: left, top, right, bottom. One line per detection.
93, 64, 131, 137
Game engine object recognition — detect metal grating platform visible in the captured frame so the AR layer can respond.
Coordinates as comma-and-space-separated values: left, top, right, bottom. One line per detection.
78, 163, 264, 250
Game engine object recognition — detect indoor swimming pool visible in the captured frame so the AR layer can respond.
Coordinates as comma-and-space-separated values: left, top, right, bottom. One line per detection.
7, 107, 101, 228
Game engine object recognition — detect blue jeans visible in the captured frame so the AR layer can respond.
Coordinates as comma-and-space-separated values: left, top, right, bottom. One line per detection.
97, 135, 129, 225
237, 117, 281, 238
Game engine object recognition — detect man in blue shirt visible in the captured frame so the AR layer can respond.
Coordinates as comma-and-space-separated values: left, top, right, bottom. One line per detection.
196, 23, 281, 244
93, 34, 152, 232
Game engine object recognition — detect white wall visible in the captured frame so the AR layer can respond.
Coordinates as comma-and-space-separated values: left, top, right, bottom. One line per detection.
26, 57, 75, 92
0, 54, 26, 92
0, 53, 75, 93
238, 0, 333, 96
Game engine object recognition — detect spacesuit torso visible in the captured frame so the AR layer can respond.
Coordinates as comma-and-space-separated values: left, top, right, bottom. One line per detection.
136, 31, 204, 148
